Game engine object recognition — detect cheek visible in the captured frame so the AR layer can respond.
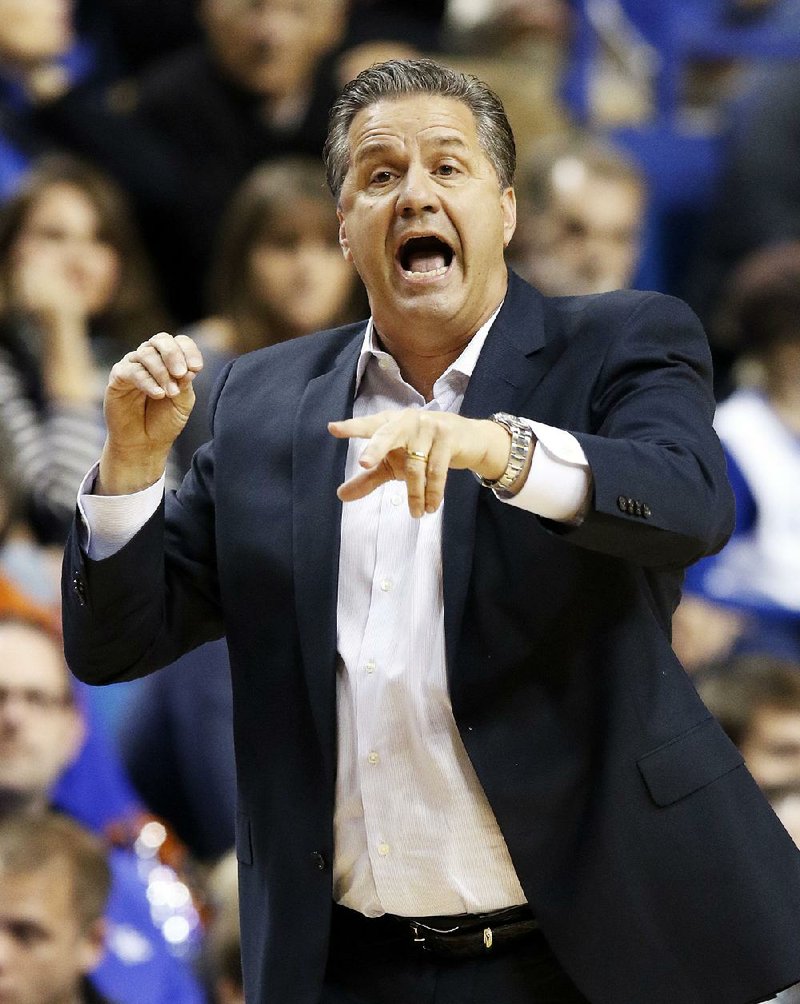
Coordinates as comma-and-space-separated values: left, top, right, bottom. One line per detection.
311, 255, 353, 300
12, 236, 54, 272
249, 250, 290, 299
85, 249, 121, 305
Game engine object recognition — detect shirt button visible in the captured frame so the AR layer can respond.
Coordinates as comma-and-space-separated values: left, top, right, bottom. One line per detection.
367, 751, 380, 765
390, 495, 402, 507
377, 843, 390, 857
365, 660, 376, 674
380, 579, 393, 592
378, 358, 390, 370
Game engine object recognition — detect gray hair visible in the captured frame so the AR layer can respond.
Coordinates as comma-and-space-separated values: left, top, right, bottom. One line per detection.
324, 58, 516, 200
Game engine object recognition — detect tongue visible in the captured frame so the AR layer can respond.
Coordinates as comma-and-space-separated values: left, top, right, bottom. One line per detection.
407, 250, 447, 273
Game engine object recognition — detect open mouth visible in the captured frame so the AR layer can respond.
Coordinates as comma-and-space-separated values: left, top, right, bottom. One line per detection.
397, 235, 455, 278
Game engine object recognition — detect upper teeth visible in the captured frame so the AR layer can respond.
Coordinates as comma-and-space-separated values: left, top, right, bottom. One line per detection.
404, 264, 449, 277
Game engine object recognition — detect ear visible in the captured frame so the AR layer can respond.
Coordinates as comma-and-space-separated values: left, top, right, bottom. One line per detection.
337, 208, 353, 263
501, 187, 517, 248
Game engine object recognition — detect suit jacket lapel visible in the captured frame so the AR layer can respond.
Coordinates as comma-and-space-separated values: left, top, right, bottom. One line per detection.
443, 272, 552, 676
293, 332, 362, 778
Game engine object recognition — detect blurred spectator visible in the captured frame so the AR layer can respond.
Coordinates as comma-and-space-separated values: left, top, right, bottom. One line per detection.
0, 0, 81, 197
0, 154, 167, 542
0, 0, 138, 198
127, 0, 349, 321
174, 157, 365, 473
698, 654, 800, 799
698, 652, 800, 1004
676, 243, 800, 670
0, 612, 206, 1004
509, 132, 645, 296
0, 810, 111, 1004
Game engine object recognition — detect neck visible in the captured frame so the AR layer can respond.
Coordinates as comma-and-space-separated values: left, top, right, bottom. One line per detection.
380, 339, 468, 402
373, 291, 505, 401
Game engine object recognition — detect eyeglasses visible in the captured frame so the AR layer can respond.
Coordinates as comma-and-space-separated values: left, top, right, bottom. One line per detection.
0, 686, 73, 713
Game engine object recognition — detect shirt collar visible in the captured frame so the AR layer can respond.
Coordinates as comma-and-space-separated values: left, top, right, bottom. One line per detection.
353, 302, 504, 396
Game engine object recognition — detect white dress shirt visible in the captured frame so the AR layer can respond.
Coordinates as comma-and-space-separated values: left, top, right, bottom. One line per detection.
79, 311, 591, 918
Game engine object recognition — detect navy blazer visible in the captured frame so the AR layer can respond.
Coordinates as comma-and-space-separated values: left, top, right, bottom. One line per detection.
64, 273, 800, 1004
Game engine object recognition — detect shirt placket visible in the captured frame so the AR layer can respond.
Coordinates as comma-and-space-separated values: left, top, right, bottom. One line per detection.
353, 474, 418, 905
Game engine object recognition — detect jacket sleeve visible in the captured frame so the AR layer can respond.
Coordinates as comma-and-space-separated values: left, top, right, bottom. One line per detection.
546, 293, 735, 568
61, 365, 234, 685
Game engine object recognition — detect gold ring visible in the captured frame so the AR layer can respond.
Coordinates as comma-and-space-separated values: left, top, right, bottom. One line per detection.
406, 449, 429, 463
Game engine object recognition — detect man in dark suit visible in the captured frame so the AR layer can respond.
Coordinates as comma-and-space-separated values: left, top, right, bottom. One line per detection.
62, 59, 800, 1004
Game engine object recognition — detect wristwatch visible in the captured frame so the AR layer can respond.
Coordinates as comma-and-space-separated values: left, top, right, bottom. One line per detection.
476, 412, 534, 499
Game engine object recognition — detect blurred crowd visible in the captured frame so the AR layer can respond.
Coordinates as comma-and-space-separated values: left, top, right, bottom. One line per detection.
1, 0, 800, 1001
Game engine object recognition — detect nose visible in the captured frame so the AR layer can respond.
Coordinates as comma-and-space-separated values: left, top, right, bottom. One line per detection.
251, 7, 286, 45
395, 164, 440, 219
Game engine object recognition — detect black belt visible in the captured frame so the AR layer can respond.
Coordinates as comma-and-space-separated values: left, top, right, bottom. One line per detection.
330, 903, 541, 961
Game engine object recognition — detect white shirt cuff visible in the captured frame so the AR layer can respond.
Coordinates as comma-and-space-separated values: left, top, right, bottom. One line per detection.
78, 462, 166, 561
500, 421, 591, 524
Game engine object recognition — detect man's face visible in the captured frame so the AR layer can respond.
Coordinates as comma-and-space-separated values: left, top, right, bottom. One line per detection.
0, 624, 83, 808
201, 0, 345, 99
741, 705, 800, 793
518, 164, 643, 296
0, 861, 104, 1004
337, 94, 516, 346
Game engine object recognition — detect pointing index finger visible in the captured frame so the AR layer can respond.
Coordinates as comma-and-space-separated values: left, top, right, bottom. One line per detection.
328, 414, 388, 440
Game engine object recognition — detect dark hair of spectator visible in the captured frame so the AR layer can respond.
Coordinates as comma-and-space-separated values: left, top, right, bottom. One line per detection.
516, 132, 644, 212
209, 157, 356, 354
713, 242, 800, 355
0, 811, 111, 930
0, 154, 168, 348
323, 58, 516, 200
699, 654, 800, 748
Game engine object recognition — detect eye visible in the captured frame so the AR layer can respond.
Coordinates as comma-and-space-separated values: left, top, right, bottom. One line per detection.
369, 170, 395, 186
435, 163, 458, 177
10, 921, 48, 948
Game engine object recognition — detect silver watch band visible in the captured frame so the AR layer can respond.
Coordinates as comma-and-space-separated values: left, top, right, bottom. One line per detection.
476, 412, 534, 499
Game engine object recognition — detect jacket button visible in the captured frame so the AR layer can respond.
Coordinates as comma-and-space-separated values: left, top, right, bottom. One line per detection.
642, 504, 652, 518
633, 501, 643, 517
617, 495, 627, 512
311, 851, 327, 871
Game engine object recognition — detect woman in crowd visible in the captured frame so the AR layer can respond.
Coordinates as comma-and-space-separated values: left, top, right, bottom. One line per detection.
0, 154, 167, 542
173, 156, 365, 474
